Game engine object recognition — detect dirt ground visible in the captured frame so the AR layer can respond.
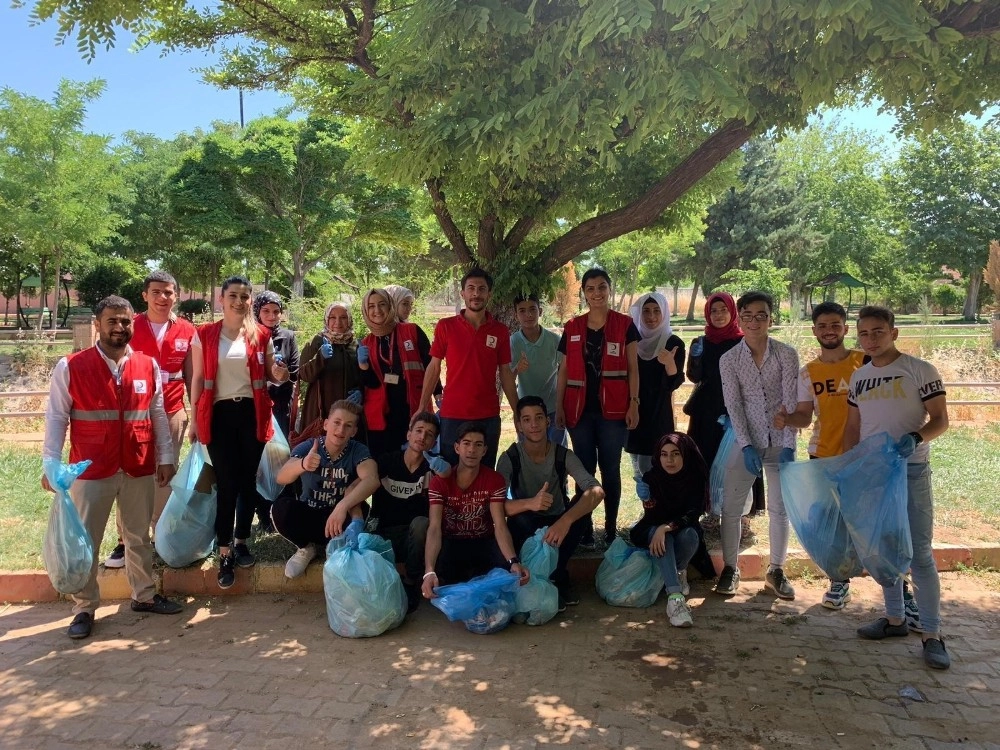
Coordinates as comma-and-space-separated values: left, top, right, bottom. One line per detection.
1, 572, 998, 750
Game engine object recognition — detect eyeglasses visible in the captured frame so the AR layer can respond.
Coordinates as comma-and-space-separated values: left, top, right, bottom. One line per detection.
739, 313, 770, 323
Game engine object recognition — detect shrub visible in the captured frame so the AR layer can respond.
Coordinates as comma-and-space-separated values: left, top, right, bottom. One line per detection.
177, 298, 211, 320
932, 283, 965, 315
76, 258, 145, 311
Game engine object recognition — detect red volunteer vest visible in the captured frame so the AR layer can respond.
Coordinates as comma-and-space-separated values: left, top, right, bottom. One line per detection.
130, 313, 196, 416
561, 311, 630, 428
361, 323, 426, 430
67, 346, 157, 480
196, 321, 274, 445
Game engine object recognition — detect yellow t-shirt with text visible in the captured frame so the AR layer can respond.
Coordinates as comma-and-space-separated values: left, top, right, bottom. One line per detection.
798, 350, 867, 458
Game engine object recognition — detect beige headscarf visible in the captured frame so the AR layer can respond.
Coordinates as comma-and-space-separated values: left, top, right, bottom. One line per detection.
383, 284, 415, 322
361, 288, 397, 338
323, 302, 354, 345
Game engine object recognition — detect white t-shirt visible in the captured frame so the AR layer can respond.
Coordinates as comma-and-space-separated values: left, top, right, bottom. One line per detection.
214, 333, 274, 401
847, 353, 945, 464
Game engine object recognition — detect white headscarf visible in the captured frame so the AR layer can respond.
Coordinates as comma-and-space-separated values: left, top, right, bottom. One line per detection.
629, 292, 672, 361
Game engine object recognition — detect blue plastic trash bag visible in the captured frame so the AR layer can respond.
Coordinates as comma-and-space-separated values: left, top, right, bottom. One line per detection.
431, 568, 520, 634
780, 454, 864, 582
358, 532, 395, 564
514, 527, 559, 625
323, 536, 407, 638
41, 458, 94, 594
832, 433, 912, 588
595, 537, 663, 607
709, 415, 735, 516
156, 443, 217, 568
256, 415, 290, 501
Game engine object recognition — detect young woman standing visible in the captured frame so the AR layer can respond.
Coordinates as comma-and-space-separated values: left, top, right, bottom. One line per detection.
556, 268, 640, 546
193, 276, 289, 588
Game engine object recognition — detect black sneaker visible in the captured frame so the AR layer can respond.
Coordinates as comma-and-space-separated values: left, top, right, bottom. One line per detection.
131, 594, 183, 615
922, 637, 950, 670
218, 553, 236, 589
714, 565, 740, 596
232, 542, 256, 568
67, 612, 93, 640
557, 582, 580, 607
403, 583, 420, 614
579, 534, 596, 550
603, 528, 618, 545
104, 543, 126, 569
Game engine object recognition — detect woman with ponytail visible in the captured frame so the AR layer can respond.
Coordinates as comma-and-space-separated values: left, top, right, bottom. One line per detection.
357, 288, 432, 460
193, 276, 290, 588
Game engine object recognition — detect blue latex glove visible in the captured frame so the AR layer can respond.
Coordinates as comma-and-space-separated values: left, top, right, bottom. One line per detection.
690, 338, 704, 358
357, 344, 370, 366
319, 341, 334, 359
779, 447, 795, 464
273, 353, 284, 364
635, 480, 651, 501
345, 518, 365, 546
742, 446, 762, 475
346, 388, 363, 406
423, 451, 450, 475
895, 433, 917, 458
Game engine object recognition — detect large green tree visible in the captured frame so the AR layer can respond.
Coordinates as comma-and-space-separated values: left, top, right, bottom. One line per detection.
894, 121, 1000, 320
169, 116, 420, 297
0, 80, 128, 329
24, 1, 1000, 297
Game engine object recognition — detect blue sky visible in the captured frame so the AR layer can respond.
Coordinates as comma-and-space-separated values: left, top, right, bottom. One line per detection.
0, 3, 900, 142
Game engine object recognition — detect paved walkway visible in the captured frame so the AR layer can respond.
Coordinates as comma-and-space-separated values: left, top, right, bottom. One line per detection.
0, 573, 998, 750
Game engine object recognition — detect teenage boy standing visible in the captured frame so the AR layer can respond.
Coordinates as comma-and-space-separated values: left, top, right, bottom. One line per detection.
418, 268, 518, 467
844, 306, 950, 670
715, 291, 799, 599
510, 295, 565, 446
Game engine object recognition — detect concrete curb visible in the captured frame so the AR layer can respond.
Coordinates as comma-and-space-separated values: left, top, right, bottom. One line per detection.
3, 543, 998, 603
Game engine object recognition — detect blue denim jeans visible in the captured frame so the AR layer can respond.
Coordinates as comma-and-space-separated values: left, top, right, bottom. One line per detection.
568, 412, 627, 538
439, 415, 502, 468
646, 526, 699, 595
882, 463, 941, 635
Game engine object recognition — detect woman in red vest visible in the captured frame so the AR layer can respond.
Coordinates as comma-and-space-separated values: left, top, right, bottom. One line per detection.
357, 288, 432, 460
193, 275, 290, 589
555, 268, 640, 546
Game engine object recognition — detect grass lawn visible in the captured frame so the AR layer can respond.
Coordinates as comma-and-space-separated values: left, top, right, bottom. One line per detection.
2, 424, 998, 572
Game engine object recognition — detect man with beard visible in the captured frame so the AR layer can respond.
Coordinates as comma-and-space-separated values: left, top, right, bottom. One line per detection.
418, 268, 518, 467
42, 296, 182, 640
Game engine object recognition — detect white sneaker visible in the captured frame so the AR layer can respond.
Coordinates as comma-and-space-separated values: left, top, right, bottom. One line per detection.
666, 595, 693, 628
677, 569, 690, 596
284, 544, 317, 578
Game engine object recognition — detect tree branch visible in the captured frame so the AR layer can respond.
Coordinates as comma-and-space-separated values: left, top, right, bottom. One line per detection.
478, 214, 498, 261
425, 178, 473, 263
503, 216, 536, 252
540, 119, 755, 273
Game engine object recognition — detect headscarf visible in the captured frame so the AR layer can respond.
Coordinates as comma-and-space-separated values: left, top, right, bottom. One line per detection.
252, 290, 284, 331
361, 288, 397, 338
703, 291, 743, 345
323, 302, 354, 345
645, 432, 710, 512
629, 292, 672, 361
383, 284, 415, 321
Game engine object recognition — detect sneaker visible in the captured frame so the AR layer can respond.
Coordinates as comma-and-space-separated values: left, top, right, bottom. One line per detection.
284, 544, 317, 579
666, 594, 693, 628
603, 528, 618, 545
556, 592, 567, 613
764, 568, 796, 600
218, 553, 236, 589
903, 584, 923, 633
579, 534, 596, 550
232, 542, 256, 568
67, 612, 93, 640
822, 581, 852, 610
922, 637, 950, 670
131, 594, 183, 615
714, 566, 740, 596
857, 617, 909, 640
677, 569, 690, 597
403, 582, 421, 614
557, 582, 580, 607
104, 543, 126, 569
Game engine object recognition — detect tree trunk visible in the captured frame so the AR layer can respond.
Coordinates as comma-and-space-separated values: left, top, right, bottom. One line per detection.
50, 256, 61, 331
686, 280, 700, 322
672, 283, 680, 314
35, 257, 48, 332
210, 266, 218, 321
963, 268, 983, 321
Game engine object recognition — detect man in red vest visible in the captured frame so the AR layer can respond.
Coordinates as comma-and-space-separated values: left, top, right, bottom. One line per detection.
42, 295, 182, 640
104, 270, 202, 567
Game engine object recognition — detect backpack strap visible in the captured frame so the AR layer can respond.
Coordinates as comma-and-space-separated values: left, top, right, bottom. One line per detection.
554, 444, 569, 500
504, 443, 523, 499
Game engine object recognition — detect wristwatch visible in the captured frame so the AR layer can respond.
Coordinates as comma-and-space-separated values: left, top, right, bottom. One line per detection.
506, 556, 520, 568
908, 431, 924, 446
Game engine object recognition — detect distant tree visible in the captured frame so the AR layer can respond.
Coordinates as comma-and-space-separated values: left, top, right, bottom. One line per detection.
76, 257, 146, 311
0, 80, 127, 329
716, 259, 792, 323
551, 262, 581, 325
894, 121, 1000, 320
